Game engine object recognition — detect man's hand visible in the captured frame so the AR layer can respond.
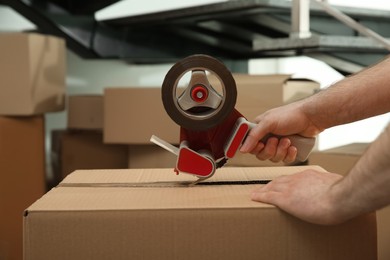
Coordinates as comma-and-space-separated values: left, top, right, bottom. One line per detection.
251, 169, 347, 225
240, 101, 321, 163
245, 136, 298, 163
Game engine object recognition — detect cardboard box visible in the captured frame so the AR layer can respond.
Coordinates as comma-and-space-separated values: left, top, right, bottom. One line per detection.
0, 116, 45, 260
104, 87, 179, 144
234, 75, 319, 103
309, 143, 390, 260
67, 95, 103, 130
309, 143, 369, 175
378, 206, 390, 260
0, 33, 66, 115
128, 145, 177, 169
50, 130, 128, 185
103, 75, 319, 144
232, 74, 319, 121
24, 166, 376, 260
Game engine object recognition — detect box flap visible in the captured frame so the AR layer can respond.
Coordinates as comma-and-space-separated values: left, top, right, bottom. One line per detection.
62, 165, 324, 184
26, 166, 324, 212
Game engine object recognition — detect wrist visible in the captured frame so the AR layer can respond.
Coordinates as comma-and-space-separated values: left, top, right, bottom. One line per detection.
326, 176, 363, 224
325, 180, 348, 224
296, 99, 325, 136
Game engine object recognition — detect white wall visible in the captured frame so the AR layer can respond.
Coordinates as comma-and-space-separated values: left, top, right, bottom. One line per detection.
0, 6, 36, 31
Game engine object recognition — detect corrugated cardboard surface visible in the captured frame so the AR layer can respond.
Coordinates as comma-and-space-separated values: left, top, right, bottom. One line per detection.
103, 75, 319, 144
309, 142, 389, 260
0, 116, 45, 260
0, 33, 66, 115
67, 95, 103, 130
24, 166, 376, 260
50, 130, 128, 185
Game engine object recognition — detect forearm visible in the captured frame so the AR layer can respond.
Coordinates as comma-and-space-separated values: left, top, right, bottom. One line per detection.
301, 56, 390, 130
241, 56, 390, 160
331, 124, 390, 220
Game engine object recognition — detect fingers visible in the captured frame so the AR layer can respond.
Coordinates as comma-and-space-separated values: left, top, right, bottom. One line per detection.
240, 135, 259, 153
284, 146, 298, 164
240, 122, 271, 153
251, 190, 282, 205
239, 120, 298, 162
269, 138, 291, 162
252, 137, 297, 163
249, 142, 265, 155
256, 137, 278, 160
250, 175, 293, 204
250, 170, 346, 225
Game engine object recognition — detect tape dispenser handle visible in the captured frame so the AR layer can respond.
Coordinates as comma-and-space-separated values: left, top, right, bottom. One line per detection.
247, 122, 316, 162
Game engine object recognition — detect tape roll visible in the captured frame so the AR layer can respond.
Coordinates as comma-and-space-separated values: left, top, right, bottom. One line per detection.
162, 54, 237, 131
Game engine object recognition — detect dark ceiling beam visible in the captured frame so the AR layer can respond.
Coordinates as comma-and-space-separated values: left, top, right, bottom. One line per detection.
0, 0, 99, 58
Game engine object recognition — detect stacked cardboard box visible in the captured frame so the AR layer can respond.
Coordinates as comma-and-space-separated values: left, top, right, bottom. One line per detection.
103, 87, 180, 169
309, 143, 389, 260
309, 143, 368, 175
127, 144, 177, 169
0, 33, 66, 260
0, 33, 65, 115
50, 95, 129, 186
217, 74, 320, 121
24, 166, 377, 260
51, 129, 129, 184
0, 117, 46, 260
104, 87, 178, 144
67, 95, 103, 130
103, 75, 320, 169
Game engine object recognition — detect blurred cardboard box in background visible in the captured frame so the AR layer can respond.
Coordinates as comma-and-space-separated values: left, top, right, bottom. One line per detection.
67, 95, 103, 130
214, 74, 320, 121
24, 166, 376, 260
309, 143, 368, 175
0, 116, 46, 260
0, 33, 66, 115
127, 145, 177, 169
104, 87, 179, 144
50, 94, 127, 185
51, 130, 128, 186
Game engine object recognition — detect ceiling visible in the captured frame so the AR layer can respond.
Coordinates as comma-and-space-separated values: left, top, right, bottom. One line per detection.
1, 0, 389, 73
